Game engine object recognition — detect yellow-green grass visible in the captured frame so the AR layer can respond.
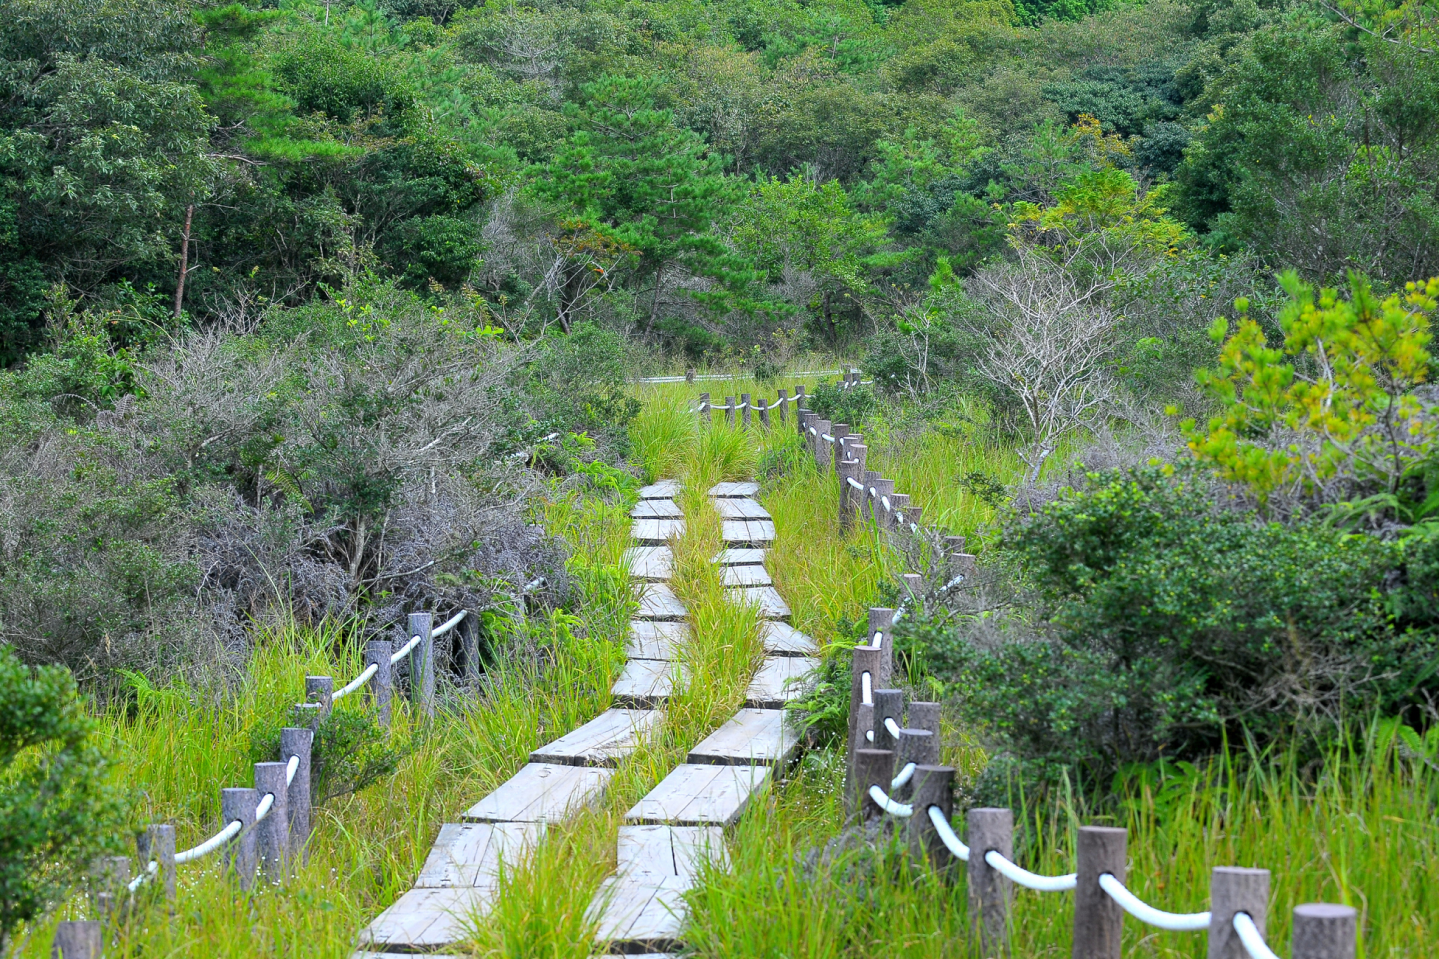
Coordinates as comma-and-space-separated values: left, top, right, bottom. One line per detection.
15, 490, 633, 959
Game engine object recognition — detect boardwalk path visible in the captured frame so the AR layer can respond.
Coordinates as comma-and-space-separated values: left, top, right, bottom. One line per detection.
355, 480, 818, 957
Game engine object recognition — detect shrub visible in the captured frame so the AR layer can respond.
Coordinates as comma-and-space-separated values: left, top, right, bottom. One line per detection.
806, 378, 879, 426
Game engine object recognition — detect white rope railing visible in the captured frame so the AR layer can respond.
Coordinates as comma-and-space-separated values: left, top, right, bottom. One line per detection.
984, 850, 1078, 892
431, 609, 468, 638
332, 662, 378, 701
254, 791, 275, 823
846, 476, 864, 490
1234, 913, 1282, 959
126, 859, 158, 892
884, 716, 901, 739
892, 761, 917, 790
868, 784, 913, 817
1099, 874, 1210, 931
174, 820, 243, 865
390, 634, 421, 664
929, 806, 970, 861
861, 670, 872, 704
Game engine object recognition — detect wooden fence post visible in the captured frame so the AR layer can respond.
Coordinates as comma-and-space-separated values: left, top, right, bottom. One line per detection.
51, 921, 102, 959
873, 688, 903, 753
407, 611, 435, 719
847, 444, 867, 525
796, 383, 807, 412
890, 493, 909, 528
837, 455, 858, 533
855, 748, 895, 821
814, 419, 832, 471
903, 504, 923, 530
1074, 826, 1127, 959
137, 824, 176, 901
867, 607, 895, 687
220, 787, 259, 890
831, 423, 850, 474
280, 727, 312, 864
365, 640, 393, 726
895, 728, 937, 801
758, 395, 770, 428
456, 612, 480, 685
968, 808, 1014, 958
1208, 867, 1270, 959
304, 676, 333, 722
906, 765, 956, 875
254, 762, 289, 881
873, 478, 896, 528
860, 470, 880, 524
1292, 904, 1356, 959
698, 392, 711, 426
776, 388, 787, 425
741, 392, 751, 428
724, 396, 735, 426
846, 645, 884, 812
908, 701, 942, 743
90, 856, 130, 920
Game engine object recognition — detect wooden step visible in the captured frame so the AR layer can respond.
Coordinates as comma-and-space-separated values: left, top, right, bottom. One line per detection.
638, 480, 681, 499
416, 821, 545, 888
616, 824, 727, 878
632, 518, 685, 544
626, 620, 687, 661
687, 708, 799, 767
625, 546, 673, 581
463, 763, 612, 822
745, 657, 819, 709
713, 547, 765, 566
709, 481, 759, 497
720, 519, 775, 544
360, 886, 491, 951
713, 497, 771, 520
530, 708, 661, 767
725, 585, 791, 619
630, 499, 682, 519
635, 583, 687, 620
612, 660, 686, 707
626, 763, 771, 826
761, 621, 819, 657
588, 826, 726, 952
720, 563, 771, 587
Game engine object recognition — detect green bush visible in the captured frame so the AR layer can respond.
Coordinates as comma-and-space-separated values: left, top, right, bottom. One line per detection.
806, 378, 879, 427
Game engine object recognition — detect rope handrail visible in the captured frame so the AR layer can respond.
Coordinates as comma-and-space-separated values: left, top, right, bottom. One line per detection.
868, 784, 914, 817
174, 819, 243, 865
390, 634, 422, 664
883, 716, 901, 739
861, 670, 872, 704
332, 662, 379, 701
929, 806, 970, 861
846, 476, 864, 490
984, 850, 1078, 892
431, 609, 468, 638
892, 761, 917, 790
1234, 913, 1281, 959
1098, 874, 1210, 931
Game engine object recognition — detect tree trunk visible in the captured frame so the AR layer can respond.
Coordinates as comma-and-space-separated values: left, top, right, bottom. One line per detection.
644, 264, 665, 334
173, 204, 194, 321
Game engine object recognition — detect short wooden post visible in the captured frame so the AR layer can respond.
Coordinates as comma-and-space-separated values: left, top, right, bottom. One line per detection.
968, 808, 1014, 957
280, 727, 312, 864
847, 444, 867, 525
847, 645, 884, 764
90, 855, 131, 919
305, 676, 333, 721
1292, 904, 1357, 959
292, 702, 322, 730
873, 688, 903, 753
873, 478, 896, 528
254, 762, 289, 881
868, 607, 895, 686
906, 765, 956, 875
364, 640, 393, 726
861, 470, 882, 524
891, 492, 909, 527
51, 921, 102, 959
945, 534, 966, 555
908, 701, 942, 741
698, 391, 711, 426
901, 571, 923, 602
685, 368, 696, 383
741, 392, 751, 428
904, 504, 923, 529
724, 396, 735, 426
407, 611, 435, 719
895, 728, 937, 801
776, 388, 788, 425
758, 395, 771, 428
455, 612, 480, 685
220, 787, 259, 890
1208, 867, 1270, 959
831, 423, 850, 474
1074, 826, 1127, 959
814, 419, 832, 471
796, 383, 807, 412
855, 748, 895, 821
136, 824, 176, 900
837, 456, 858, 533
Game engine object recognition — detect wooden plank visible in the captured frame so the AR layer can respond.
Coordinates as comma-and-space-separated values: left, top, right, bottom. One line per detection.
589, 874, 688, 951
687, 708, 799, 767
626, 620, 687, 660
625, 764, 771, 826
713, 498, 771, 520
638, 480, 681, 499
630, 499, 682, 519
530, 708, 661, 767
625, 546, 673, 581
745, 657, 819, 709
720, 519, 775, 544
631, 518, 685, 544
612, 660, 686, 707
361, 886, 493, 950
636, 583, 687, 620
761, 621, 819, 657
726, 585, 791, 619
616, 824, 727, 879
463, 763, 612, 822
416, 821, 546, 888
713, 547, 765, 566
720, 563, 772, 587
708, 481, 760, 497
354, 952, 465, 959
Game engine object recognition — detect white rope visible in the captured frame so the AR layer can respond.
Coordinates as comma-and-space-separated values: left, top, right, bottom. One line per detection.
285, 753, 300, 786
881, 495, 892, 511
174, 819, 242, 864
254, 792, 275, 823
1234, 913, 1281, 959
846, 477, 864, 490
869, 486, 878, 498
821, 433, 834, 443
808, 427, 817, 436
983, 850, 1077, 892
332, 662, 379, 701
892, 762, 917, 790
390, 634, 421, 664
871, 629, 883, 647
868, 784, 914, 817
432, 609, 468, 638
884, 716, 901, 739
1098, 874, 1211, 931
929, 807, 970, 861
126, 859, 159, 892
861, 670, 872, 705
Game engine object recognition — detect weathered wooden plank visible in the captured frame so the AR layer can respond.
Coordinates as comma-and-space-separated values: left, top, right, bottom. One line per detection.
626, 620, 687, 660
720, 519, 775, 544
713, 498, 771, 520
354, 952, 465, 959
761, 621, 819, 657
611, 659, 686, 707
720, 563, 771, 587
462, 763, 612, 823
625, 763, 771, 826
630, 499, 683, 519
712, 547, 766, 566
616, 824, 727, 879
638, 480, 681, 499
589, 874, 688, 952
530, 709, 661, 767
361, 886, 492, 950
635, 583, 687, 620
625, 546, 673, 581
726, 585, 791, 619
745, 657, 819, 709
416, 821, 546, 888
687, 708, 799, 767
708, 481, 760, 497
631, 518, 685, 544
